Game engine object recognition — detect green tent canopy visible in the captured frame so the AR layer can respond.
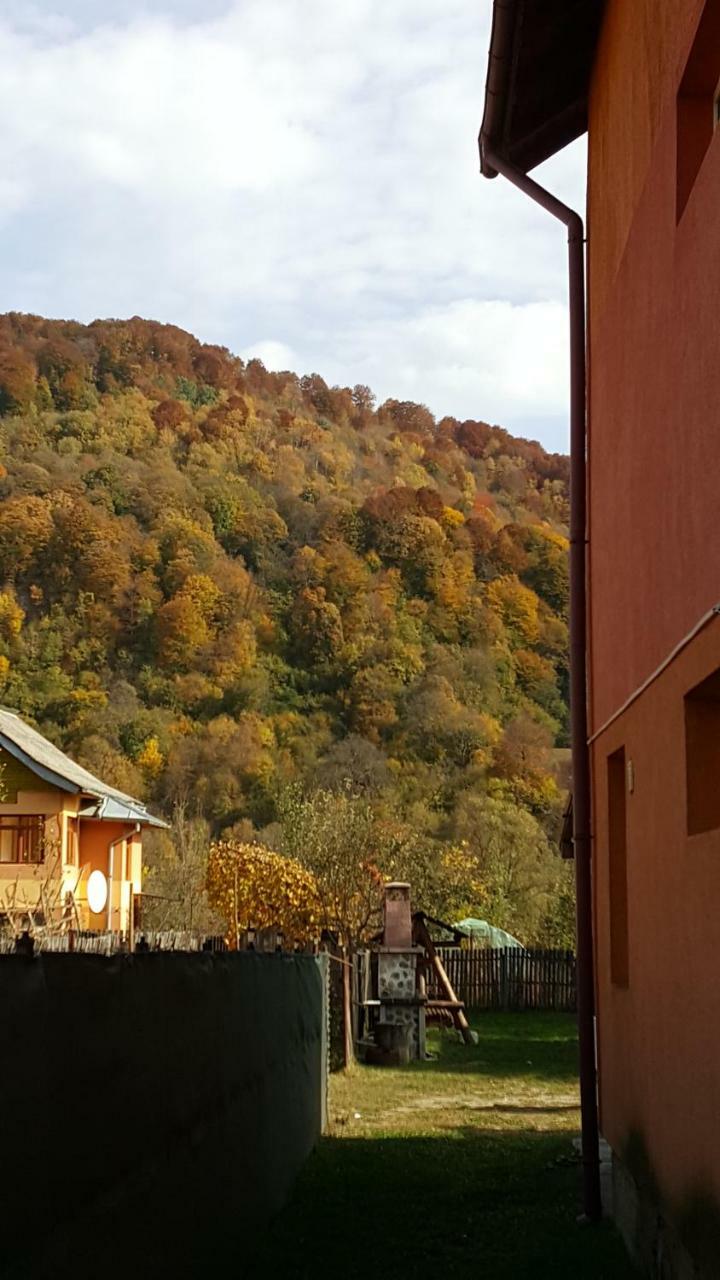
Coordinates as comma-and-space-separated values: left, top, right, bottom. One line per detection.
453, 918, 524, 949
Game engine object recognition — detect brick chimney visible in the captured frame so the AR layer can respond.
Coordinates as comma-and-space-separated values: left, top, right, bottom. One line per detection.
383, 882, 412, 949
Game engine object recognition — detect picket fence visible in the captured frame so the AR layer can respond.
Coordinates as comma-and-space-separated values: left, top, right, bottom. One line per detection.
0, 927, 319, 956
428, 946, 577, 1012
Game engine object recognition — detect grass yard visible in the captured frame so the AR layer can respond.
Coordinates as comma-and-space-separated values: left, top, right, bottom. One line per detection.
247, 1013, 637, 1279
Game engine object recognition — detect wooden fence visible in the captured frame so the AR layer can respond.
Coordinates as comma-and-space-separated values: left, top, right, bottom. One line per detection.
0, 927, 312, 956
428, 947, 576, 1012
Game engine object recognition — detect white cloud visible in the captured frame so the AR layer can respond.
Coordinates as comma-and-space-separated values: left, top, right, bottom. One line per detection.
241, 339, 299, 371
312, 297, 569, 436
0, 0, 586, 451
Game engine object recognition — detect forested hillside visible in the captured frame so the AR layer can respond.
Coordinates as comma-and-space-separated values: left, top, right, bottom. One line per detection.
0, 313, 573, 943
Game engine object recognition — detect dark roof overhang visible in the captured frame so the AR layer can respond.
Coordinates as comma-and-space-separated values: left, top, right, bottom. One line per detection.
479, 0, 606, 178
0, 731, 79, 794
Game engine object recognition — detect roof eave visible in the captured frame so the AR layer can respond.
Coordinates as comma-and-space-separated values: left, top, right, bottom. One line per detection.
79, 797, 170, 829
0, 718, 167, 829
0, 732, 82, 795
482, 100, 590, 177
479, 0, 518, 178
479, 0, 603, 179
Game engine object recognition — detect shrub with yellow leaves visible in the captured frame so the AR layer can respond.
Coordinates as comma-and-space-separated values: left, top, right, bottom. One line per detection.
206, 840, 320, 946
0, 590, 24, 642
135, 735, 165, 782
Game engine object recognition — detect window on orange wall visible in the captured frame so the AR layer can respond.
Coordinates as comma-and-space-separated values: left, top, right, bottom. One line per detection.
0, 816, 44, 864
685, 668, 720, 835
607, 748, 629, 988
677, 0, 720, 220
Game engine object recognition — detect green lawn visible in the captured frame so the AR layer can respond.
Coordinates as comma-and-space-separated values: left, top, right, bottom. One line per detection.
247, 1013, 637, 1279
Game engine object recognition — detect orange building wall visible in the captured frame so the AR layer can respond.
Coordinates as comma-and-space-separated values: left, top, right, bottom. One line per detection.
592, 623, 720, 1210
587, 0, 720, 731
79, 820, 137, 931
0, 775, 79, 911
587, 0, 720, 1231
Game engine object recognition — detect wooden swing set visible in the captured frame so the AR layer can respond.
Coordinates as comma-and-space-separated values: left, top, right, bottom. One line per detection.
412, 911, 477, 1046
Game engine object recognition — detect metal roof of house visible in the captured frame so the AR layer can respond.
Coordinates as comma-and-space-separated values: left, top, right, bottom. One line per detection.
0, 708, 167, 828
479, 0, 606, 177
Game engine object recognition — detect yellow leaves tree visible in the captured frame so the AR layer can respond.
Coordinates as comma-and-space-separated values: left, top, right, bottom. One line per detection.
486, 573, 540, 646
0, 495, 53, 582
136, 736, 165, 783
206, 840, 319, 946
441, 505, 465, 530
155, 572, 220, 670
156, 592, 210, 669
0, 591, 24, 642
157, 512, 218, 592
208, 619, 257, 685
182, 572, 222, 619
427, 550, 475, 630
395, 834, 488, 925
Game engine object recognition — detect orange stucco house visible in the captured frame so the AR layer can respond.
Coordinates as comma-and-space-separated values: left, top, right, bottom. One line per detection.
481, 1, 720, 1274
0, 708, 166, 935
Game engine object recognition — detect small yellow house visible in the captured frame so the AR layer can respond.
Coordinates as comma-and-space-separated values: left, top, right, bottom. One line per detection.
0, 708, 166, 935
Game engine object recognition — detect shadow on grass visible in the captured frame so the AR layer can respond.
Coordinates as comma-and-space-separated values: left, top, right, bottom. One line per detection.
245, 1127, 636, 1280
454, 1102, 580, 1114
411, 1011, 582, 1082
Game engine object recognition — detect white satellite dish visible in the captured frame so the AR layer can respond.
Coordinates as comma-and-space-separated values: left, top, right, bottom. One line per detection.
87, 869, 108, 915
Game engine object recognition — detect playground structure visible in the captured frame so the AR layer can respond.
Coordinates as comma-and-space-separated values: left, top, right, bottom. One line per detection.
359, 884, 476, 1063
412, 910, 477, 1045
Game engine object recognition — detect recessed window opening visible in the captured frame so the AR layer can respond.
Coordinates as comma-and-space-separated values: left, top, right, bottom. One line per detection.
677, 0, 720, 220
0, 816, 44, 864
685, 667, 720, 835
608, 747, 629, 988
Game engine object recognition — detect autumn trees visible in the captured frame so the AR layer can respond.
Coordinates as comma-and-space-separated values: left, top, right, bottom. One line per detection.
0, 314, 573, 946
206, 839, 319, 944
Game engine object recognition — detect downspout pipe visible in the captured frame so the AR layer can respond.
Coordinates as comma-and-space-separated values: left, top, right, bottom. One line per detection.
482, 146, 601, 1223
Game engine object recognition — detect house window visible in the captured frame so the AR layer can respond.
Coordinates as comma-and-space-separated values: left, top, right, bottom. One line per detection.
608, 748, 629, 988
0, 816, 45, 864
676, 0, 720, 220
685, 668, 720, 835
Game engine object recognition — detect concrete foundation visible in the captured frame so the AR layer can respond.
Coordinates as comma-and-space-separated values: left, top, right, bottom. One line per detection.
613, 1153, 716, 1279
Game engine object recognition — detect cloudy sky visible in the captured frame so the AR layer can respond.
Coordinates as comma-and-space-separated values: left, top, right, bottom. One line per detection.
0, 0, 585, 451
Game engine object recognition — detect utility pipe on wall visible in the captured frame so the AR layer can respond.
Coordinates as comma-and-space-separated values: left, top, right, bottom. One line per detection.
482, 146, 601, 1223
